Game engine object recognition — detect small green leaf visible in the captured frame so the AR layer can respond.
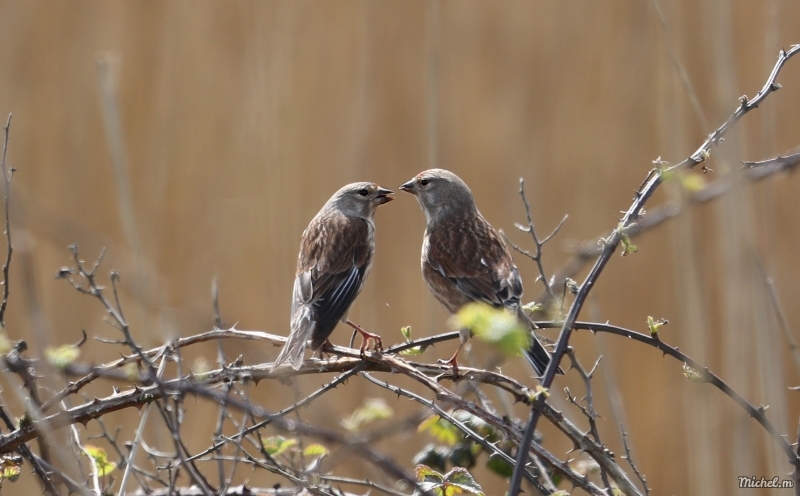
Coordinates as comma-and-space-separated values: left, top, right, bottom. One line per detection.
17, 413, 32, 429
191, 356, 212, 383
262, 436, 298, 457
620, 233, 637, 257
303, 444, 328, 457
449, 303, 530, 357
401, 326, 412, 341
682, 172, 706, 193
83, 445, 117, 477
521, 302, 544, 314
418, 415, 461, 446
528, 385, 549, 401
646, 316, 668, 337
0, 332, 11, 355
122, 362, 140, 381
45, 344, 81, 370
443, 467, 484, 496
341, 398, 394, 432
1, 465, 20, 482
415, 464, 444, 484
682, 364, 705, 383
400, 346, 425, 356
418, 482, 445, 496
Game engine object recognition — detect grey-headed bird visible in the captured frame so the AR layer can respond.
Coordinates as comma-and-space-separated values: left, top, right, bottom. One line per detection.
273, 182, 393, 370
400, 169, 560, 376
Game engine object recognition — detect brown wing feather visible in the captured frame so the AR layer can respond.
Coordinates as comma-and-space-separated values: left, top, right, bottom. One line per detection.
424, 213, 522, 310
297, 214, 371, 301
295, 212, 373, 349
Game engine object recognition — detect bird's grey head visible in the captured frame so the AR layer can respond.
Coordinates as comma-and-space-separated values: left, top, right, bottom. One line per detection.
327, 182, 394, 220
399, 169, 476, 224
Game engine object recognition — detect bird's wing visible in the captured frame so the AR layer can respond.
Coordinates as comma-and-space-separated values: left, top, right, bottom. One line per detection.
425, 213, 522, 308
294, 214, 372, 348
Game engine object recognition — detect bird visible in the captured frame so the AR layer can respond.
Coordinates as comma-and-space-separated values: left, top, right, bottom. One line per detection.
272, 182, 393, 370
399, 169, 561, 377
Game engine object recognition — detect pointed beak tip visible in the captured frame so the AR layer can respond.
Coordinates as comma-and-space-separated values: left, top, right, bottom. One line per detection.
399, 181, 415, 193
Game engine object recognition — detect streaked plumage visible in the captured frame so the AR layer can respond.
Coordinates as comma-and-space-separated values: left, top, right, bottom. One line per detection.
273, 182, 393, 370
400, 169, 559, 376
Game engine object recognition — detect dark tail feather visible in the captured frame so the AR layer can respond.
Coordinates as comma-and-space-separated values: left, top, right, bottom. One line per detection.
524, 337, 564, 377
517, 309, 565, 377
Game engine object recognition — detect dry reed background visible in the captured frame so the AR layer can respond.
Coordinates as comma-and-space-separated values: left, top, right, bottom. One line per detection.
0, 1, 799, 494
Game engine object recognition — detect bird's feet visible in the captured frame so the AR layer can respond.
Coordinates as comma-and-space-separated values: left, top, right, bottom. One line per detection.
320, 339, 335, 355
438, 344, 463, 378
345, 320, 383, 355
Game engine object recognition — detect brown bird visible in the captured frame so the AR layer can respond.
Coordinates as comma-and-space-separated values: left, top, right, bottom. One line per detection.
273, 182, 393, 370
400, 169, 560, 376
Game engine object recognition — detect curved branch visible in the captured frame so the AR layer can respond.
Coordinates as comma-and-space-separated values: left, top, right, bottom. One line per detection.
537, 321, 799, 468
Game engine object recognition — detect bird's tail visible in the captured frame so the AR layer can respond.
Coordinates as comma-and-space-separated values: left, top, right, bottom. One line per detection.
273, 307, 315, 370
517, 309, 564, 377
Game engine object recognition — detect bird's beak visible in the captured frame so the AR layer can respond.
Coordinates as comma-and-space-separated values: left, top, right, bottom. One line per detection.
399, 179, 416, 194
375, 187, 394, 205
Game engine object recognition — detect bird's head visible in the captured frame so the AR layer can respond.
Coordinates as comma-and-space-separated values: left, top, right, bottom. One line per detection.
400, 169, 476, 224
329, 182, 393, 220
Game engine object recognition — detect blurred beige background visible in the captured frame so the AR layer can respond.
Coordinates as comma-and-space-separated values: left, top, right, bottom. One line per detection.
0, 1, 799, 494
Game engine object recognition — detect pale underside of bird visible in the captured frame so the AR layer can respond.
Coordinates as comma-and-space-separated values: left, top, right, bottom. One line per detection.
272, 182, 393, 370
400, 168, 560, 376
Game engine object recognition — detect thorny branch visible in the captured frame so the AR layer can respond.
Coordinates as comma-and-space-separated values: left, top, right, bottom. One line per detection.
621, 425, 650, 496
502, 178, 568, 302
509, 44, 800, 496
564, 352, 612, 492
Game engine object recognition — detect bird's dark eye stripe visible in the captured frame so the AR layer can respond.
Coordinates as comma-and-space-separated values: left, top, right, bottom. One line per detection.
359, 189, 369, 196
420, 179, 429, 186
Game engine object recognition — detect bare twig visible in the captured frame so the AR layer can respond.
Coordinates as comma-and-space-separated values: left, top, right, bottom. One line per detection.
753, 251, 800, 372
565, 352, 611, 492
70, 423, 102, 495
506, 177, 567, 301
118, 354, 168, 496
0, 114, 12, 326
621, 425, 650, 495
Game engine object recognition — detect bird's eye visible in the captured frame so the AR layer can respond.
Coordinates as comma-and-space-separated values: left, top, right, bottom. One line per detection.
420, 179, 429, 187
358, 189, 369, 196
